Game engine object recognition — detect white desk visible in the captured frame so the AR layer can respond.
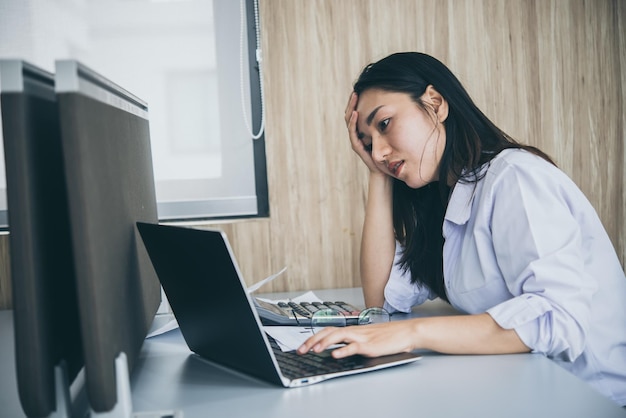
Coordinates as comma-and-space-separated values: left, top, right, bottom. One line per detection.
2, 288, 625, 418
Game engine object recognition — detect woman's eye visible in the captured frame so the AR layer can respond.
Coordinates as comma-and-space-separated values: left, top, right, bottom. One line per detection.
378, 118, 390, 131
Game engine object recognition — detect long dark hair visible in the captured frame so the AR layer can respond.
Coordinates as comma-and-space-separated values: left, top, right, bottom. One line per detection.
353, 52, 553, 303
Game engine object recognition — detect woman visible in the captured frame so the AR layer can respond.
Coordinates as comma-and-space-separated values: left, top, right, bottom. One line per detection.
297, 52, 626, 406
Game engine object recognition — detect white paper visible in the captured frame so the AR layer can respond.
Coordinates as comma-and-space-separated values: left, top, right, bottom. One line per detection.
264, 326, 314, 351
264, 325, 345, 352
146, 317, 179, 338
255, 290, 322, 305
247, 266, 288, 293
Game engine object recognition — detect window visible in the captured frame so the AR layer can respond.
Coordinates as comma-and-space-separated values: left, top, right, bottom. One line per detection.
0, 0, 268, 229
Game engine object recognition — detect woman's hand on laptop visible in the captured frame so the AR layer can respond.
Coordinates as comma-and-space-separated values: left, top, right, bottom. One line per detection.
296, 321, 418, 359
297, 313, 530, 358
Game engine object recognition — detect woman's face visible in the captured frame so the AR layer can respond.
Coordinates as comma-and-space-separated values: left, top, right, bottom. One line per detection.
355, 88, 447, 189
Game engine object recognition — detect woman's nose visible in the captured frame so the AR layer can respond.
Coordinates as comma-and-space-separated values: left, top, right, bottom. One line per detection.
371, 137, 390, 164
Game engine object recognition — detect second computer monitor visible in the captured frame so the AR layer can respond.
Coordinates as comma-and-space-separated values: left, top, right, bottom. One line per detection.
55, 60, 161, 413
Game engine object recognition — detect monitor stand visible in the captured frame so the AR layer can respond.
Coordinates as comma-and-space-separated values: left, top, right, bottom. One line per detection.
45, 362, 90, 418
90, 352, 182, 418
48, 362, 73, 418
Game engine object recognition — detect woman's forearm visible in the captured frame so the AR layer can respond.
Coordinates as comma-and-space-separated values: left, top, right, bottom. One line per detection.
298, 312, 530, 358
410, 313, 530, 355
360, 173, 395, 308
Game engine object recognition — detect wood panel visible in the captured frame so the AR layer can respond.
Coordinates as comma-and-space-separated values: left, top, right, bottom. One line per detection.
0, 0, 623, 308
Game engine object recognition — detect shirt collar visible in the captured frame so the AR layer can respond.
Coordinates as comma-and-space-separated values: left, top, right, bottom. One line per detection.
444, 159, 491, 225
445, 180, 476, 225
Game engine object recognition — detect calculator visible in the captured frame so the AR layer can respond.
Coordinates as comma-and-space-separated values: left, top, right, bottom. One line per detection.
253, 298, 362, 326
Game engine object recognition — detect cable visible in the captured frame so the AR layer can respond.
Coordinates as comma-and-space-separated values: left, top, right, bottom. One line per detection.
240, 0, 265, 140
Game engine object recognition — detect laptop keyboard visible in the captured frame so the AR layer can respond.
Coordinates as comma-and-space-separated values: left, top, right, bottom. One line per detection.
268, 336, 367, 379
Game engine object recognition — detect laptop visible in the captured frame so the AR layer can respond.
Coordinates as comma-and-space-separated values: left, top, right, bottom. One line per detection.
136, 222, 422, 387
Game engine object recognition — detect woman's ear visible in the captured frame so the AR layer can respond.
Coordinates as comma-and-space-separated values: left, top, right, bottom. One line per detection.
423, 85, 449, 123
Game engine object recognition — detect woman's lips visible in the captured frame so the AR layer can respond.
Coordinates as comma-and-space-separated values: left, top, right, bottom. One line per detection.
389, 160, 404, 177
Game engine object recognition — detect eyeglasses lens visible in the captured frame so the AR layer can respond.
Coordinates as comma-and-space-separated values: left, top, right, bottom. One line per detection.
310, 308, 346, 333
357, 307, 390, 325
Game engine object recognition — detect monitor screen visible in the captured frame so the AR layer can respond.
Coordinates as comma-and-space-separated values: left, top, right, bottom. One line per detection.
0, 60, 83, 418
55, 60, 161, 413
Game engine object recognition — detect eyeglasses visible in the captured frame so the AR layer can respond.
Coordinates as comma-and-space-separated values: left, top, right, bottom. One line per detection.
293, 306, 390, 332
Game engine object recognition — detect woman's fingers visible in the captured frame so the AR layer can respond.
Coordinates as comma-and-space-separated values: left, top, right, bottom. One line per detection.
329, 342, 361, 359
296, 327, 333, 354
347, 111, 361, 148
297, 327, 362, 356
344, 95, 365, 152
344, 91, 357, 125
297, 323, 410, 358
345, 93, 360, 148
342, 91, 382, 174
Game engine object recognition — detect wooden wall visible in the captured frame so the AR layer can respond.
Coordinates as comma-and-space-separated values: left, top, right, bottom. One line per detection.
0, 0, 624, 308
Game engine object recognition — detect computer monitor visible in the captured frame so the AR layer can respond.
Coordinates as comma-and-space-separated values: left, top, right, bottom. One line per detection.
0, 60, 84, 418
54, 60, 161, 414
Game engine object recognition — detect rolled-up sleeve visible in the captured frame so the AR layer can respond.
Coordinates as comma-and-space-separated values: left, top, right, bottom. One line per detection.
383, 242, 434, 314
486, 161, 597, 361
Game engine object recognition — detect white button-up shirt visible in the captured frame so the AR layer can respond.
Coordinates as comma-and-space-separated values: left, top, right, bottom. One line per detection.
383, 149, 626, 406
